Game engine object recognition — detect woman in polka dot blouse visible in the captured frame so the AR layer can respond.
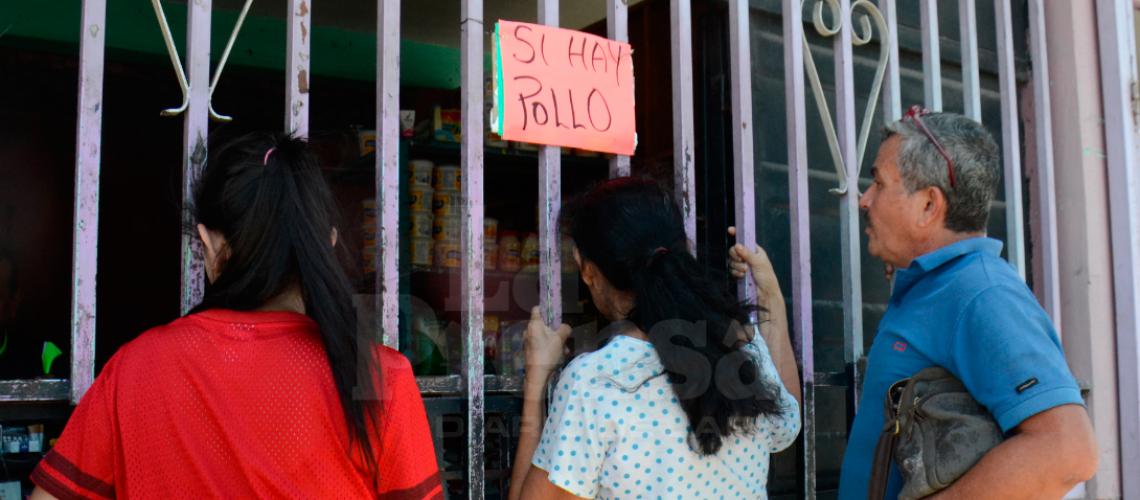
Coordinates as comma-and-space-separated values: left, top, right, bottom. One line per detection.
509, 178, 802, 499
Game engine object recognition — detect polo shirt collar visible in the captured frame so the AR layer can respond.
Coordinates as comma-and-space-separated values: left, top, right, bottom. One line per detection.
892, 237, 1003, 299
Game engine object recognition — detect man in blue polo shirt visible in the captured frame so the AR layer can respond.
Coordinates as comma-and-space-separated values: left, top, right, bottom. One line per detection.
838, 109, 1098, 499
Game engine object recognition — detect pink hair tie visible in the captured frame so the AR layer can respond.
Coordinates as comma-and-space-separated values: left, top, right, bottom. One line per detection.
262, 147, 276, 166
645, 247, 670, 269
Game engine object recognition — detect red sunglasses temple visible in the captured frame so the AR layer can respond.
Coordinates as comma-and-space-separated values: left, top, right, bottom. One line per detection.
903, 107, 956, 188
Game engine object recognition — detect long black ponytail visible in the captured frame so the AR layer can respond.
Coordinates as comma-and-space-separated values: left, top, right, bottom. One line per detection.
564, 177, 786, 455
189, 132, 380, 479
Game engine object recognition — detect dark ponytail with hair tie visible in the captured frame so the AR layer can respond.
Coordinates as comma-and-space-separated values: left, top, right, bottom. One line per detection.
189, 132, 381, 484
564, 177, 787, 455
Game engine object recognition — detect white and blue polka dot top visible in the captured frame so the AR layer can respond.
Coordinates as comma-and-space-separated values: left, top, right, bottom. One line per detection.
532, 331, 801, 499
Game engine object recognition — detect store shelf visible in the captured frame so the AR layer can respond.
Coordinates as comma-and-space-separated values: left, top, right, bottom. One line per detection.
408, 267, 582, 322
416, 375, 524, 396
324, 140, 608, 182
0, 452, 45, 463
0, 380, 68, 403
408, 140, 608, 166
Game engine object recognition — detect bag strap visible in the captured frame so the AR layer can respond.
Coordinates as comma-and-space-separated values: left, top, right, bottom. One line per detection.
868, 417, 898, 500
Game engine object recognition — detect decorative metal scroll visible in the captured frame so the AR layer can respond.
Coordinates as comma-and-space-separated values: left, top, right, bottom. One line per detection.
801, 0, 890, 195
149, 0, 254, 122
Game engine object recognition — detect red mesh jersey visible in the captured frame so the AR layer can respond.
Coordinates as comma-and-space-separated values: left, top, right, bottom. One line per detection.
32, 309, 442, 499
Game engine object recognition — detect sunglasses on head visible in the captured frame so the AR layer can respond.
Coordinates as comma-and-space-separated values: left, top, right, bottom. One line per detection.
902, 105, 956, 188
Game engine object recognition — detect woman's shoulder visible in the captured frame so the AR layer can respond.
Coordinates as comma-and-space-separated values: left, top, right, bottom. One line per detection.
375, 345, 414, 379
560, 335, 664, 394
112, 314, 210, 360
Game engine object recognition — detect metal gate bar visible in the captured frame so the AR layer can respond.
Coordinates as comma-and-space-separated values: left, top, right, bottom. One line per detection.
671, 0, 697, 253
376, 0, 401, 349
1095, 0, 1140, 496
70, 0, 107, 403
459, 0, 487, 496
781, 1, 816, 495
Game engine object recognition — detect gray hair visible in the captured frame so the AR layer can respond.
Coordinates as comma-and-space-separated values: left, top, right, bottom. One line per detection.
883, 112, 1000, 233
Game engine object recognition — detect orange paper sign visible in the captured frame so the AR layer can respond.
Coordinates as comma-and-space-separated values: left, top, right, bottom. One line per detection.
492, 21, 636, 156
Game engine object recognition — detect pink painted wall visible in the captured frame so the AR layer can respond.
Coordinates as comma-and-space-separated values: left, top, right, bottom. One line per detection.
1043, 1, 1122, 497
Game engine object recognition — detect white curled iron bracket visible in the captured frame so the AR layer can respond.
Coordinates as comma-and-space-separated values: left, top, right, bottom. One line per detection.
150, 0, 254, 122
801, 0, 890, 195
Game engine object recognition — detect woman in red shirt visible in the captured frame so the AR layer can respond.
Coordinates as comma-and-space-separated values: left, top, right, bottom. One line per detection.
31, 133, 441, 499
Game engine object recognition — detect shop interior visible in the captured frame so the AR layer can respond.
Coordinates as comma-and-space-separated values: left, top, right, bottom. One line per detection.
0, 0, 757, 497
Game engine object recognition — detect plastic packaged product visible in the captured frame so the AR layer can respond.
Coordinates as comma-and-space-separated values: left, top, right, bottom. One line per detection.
27, 425, 43, 453
409, 159, 434, 187
358, 129, 377, 155
498, 231, 522, 272
432, 215, 461, 241
499, 321, 527, 376
522, 232, 540, 268
410, 303, 447, 375
433, 165, 461, 192
411, 237, 433, 267
408, 186, 434, 213
410, 212, 434, 239
434, 241, 461, 268
432, 189, 462, 217
432, 107, 462, 143
484, 315, 501, 365
484, 75, 508, 148
400, 110, 416, 138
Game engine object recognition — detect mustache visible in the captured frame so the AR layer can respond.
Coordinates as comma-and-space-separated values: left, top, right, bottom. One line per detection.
862, 211, 872, 228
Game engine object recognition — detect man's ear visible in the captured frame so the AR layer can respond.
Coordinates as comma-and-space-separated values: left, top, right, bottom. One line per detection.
917, 186, 947, 228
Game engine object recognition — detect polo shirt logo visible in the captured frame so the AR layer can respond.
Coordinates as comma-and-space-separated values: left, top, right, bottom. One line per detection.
893, 341, 908, 352
1016, 378, 1039, 394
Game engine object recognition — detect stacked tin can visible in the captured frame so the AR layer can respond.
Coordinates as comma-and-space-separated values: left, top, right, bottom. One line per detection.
408, 159, 434, 268
431, 164, 462, 268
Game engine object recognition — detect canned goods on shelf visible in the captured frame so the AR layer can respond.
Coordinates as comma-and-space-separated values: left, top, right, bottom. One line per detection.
484, 242, 498, 271
522, 232, 540, 267
431, 216, 461, 241
362, 246, 377, 273
498, 231, 522, 272
408, 186, 434, 213
409, 160, 434, 187
361, 228, 377, 246
432, 189, 462, 217
433, 241, 461, 268
410, 212, 433, 239
411, 237, 433, 267
484, 218, 498, 241
433, 165, 461, 191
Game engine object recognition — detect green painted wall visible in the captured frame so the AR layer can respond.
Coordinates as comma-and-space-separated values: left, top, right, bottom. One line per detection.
0, 1, 465, 88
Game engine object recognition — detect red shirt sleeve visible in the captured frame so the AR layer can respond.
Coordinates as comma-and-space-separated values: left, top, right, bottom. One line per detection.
374, 348, 443, 500
31, 355, 121, 500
